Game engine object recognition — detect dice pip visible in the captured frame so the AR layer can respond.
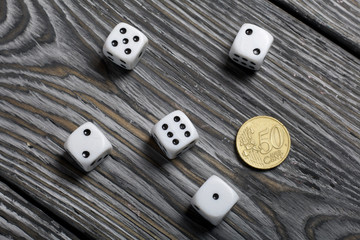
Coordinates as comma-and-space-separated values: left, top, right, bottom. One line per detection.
229, 23, 274, 70
151, 110, 199, 159
103, 22, 149, 70
191, 175, 239, 225
64, 122, 112, 172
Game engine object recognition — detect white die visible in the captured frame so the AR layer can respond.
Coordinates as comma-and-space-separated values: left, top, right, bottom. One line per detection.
64, 122, 112, 172
103, 22, 149, 70
151, 110, 199, 159
229, 23, 274, 70
191, 175, 239, 225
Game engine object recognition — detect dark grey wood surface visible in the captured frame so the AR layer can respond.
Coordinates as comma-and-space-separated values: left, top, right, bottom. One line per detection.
270, 0, 360, 57
0, 0, 359, 239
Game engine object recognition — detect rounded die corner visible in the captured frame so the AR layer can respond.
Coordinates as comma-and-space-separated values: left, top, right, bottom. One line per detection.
169, 109, 184, 116
115, 22, 130, 29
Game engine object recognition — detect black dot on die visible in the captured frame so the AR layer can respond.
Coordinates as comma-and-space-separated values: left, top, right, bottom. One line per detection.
133, 36, 139, 42
184, 131, 190, 137
245, 29, 253, 35
253, 48, 261, 55
124, 48, 131, 54
111, 40, 118, 47
174, 116, 180, 122
122, 38, 129, 44
120, 28, 126, 34
162, 124, 168, 130
83, 129, 91, 136
167, 132, 173, 138
173, 139, 179, 145
82, 151, 90, 158
213, 193, 219, 200
180, 124, 186, 129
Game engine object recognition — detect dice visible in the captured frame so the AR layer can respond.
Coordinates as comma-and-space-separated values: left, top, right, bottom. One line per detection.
64, 122, 112, 172
151, 110, 199, 159
229, 23, 274, 70
191, 175, 239, 225
103, 22, 149, 70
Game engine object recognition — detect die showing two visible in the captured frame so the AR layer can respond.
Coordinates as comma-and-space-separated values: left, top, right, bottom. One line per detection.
64, 122, 112, 172
229, 23, 274, 70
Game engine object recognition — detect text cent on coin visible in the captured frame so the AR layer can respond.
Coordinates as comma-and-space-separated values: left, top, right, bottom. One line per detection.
236, 116, 291, 169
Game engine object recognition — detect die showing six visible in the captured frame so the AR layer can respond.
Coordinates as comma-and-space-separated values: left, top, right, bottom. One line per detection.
151, 110, 199, 159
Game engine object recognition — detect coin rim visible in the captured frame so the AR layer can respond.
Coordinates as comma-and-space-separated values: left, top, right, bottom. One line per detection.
236, 116, 291, 169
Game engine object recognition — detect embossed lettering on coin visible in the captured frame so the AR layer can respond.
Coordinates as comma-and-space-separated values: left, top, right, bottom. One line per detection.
236, 116, 291, 169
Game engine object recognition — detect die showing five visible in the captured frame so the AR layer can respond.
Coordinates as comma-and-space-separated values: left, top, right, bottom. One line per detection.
103, 22, 149, 70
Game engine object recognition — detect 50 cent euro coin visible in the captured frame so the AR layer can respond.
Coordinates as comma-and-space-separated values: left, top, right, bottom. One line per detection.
236, 116, 291, 169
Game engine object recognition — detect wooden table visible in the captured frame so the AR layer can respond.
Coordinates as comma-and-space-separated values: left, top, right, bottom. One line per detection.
1, 0, 359, 239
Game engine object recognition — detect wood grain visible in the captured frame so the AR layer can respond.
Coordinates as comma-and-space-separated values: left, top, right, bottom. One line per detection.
0, 181, 79, 239
0, 0, 359, 239
270, 0, 360, 57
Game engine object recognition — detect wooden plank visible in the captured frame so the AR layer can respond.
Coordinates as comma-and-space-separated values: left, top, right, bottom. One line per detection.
269, 0, 360, 57
0, 0, 359, 239
0, 180, 79, 239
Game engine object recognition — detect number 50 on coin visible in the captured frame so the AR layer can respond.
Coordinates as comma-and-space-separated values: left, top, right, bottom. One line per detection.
236, 116, 291, 169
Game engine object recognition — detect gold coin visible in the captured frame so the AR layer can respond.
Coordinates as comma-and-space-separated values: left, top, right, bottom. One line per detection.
236, 116, 291, 169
